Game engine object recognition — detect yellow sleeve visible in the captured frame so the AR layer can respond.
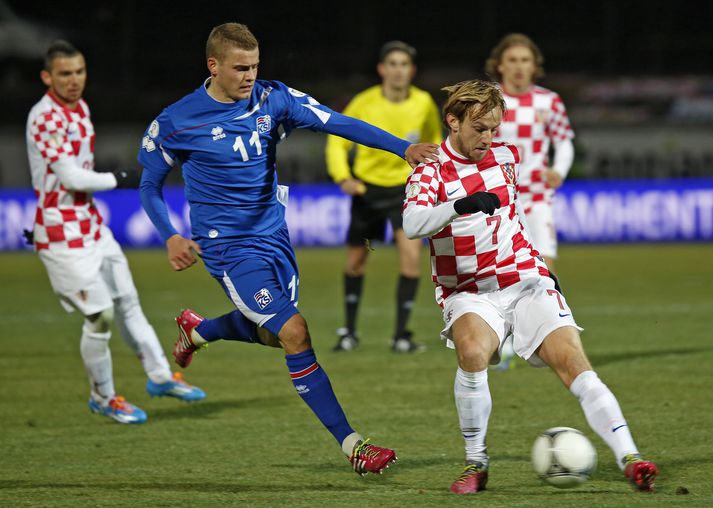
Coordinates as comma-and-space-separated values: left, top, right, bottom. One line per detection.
422, 96, 443, 144
325, 98, 359, 183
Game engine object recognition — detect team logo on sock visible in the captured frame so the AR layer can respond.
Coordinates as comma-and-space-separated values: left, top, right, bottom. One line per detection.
254, 288, 273, 310
295, 384, 310, 394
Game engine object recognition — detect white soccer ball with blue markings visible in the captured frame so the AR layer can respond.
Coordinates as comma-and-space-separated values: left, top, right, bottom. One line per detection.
532, 427, 597, 488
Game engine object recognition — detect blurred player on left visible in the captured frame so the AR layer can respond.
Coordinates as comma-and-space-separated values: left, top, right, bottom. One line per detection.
25, 41, 206, 424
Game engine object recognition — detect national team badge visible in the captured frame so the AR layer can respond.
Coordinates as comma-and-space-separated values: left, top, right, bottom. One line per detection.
254, 288, 273, 310
256, 115, 271, 134
500, 162, 515, 184
406, 183, 421, 199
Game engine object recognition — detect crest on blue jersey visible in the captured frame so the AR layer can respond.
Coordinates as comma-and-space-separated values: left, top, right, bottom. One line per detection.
254, 288, 273, 310
500, 162, 515, 184
256, 115, 271, 134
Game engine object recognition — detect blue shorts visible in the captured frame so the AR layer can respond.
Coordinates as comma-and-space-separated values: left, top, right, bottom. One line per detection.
200, 226, 300, 336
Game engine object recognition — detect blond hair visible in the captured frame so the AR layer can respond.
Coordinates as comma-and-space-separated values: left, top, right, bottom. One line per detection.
485, 33, 544, 82
441, 80, 506, 130
206, 23, 258, 60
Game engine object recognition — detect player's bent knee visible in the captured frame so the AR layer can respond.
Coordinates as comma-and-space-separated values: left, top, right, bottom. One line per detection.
454, 337, 495, 371
537, 326, 592, 386
278, 314, 312, 353
85, 307, 114, 334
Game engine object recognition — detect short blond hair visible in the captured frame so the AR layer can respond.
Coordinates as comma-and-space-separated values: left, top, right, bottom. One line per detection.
485, 33, 545, 82
441, 80, 506, 130
206, 23, 258, 60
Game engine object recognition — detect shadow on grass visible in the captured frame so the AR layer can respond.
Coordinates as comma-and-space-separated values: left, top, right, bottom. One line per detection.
589, 346, 713, 368
147, 395, 293, 420
0, 480, 362, 493
293, 455, 457, 473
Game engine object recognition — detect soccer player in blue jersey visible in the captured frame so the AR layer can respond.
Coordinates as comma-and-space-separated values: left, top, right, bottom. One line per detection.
139, 23, 438, 476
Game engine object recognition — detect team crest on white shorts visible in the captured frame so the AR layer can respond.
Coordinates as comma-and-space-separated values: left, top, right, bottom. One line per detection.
406, 183, 421, 199
256, 115, 271, 134
254, 288, 273, 310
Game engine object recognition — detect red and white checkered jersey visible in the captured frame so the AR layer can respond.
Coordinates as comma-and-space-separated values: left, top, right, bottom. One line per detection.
403, 138, 549, 303
26, 92, 103, 251
494, 85, 574, 209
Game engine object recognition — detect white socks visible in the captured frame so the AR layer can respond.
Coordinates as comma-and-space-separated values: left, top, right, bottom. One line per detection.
570, 370, 639, 469
341, 432, 364, 456
454, 367, 491, 465
80, 323, 115, 404
114, 295, 173, 384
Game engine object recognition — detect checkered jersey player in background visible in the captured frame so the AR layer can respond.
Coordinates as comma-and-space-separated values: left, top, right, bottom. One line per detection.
485, 33, 575, 370
402, 80, 657, 494
25, 41, 205, 424
326, 41, 441, 353
139, 23, 438, 476
486, 34, 574, 273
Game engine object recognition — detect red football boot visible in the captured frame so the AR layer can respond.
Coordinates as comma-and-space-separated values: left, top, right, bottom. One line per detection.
174, 309, 207, 368
623, 455, 658, 492
450, 463, 488, 494
349, 440, 397, 476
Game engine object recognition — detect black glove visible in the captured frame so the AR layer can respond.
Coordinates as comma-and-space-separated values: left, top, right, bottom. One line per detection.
112, 169, 141, 189
454, 192, 500, 216
23, 229, 34, 246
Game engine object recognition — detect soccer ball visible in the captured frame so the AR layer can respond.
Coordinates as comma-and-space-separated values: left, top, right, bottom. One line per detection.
532, 427, 597, 488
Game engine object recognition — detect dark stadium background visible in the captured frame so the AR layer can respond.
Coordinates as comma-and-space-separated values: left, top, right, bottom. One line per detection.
2, 0, 713, 186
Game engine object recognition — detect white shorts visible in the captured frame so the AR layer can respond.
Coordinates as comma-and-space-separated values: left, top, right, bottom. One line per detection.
439, 276, 582, 367
522, 202, 557, 259
39, 226, 138, 316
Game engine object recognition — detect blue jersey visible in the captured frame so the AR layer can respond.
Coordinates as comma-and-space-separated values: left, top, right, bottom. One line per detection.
139, 79, 410, 245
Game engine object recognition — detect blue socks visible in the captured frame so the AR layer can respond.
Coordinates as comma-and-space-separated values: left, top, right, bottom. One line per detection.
285, 349, 354, 445
196, 310, 258, 343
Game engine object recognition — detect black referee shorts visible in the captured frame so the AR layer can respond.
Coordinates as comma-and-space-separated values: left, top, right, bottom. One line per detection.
346, 183, 405, 246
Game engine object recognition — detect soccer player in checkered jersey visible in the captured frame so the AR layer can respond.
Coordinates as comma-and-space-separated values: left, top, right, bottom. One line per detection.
25, 41, 206, 424
486, 33, 573, 274
326, 41, 442, 354
402, 80, 657, 494
139, 23, 438, 476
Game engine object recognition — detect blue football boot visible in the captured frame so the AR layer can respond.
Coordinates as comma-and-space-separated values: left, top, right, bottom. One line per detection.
88, 395, 148, 424
146, 372, 206, 402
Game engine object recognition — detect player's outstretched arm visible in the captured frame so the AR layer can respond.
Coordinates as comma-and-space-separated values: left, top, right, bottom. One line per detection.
166, 234, 202, 271
318, 111, 438, 165
405, 143, 439, 168
283, 84, 439, 165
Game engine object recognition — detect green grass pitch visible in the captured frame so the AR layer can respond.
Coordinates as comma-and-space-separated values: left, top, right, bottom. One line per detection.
1, 244, 712, 507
